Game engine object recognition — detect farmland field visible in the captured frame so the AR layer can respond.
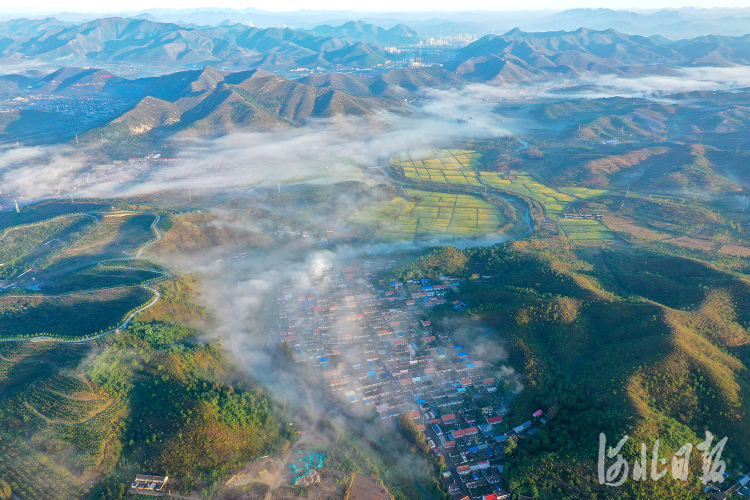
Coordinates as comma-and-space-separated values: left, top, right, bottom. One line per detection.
558, 218, 615, 241
393, 149, 484, 186
478, 172, 578, 219
0, 200, 110, 231
392, 150, 608, 219
348, 195, 407, 228
0, 431, 86, 500
349, 189, 506, 242
38, 266, 161, 294
38, 374, 95, 397
59, 213, 155, 259
603, 215, 673, 242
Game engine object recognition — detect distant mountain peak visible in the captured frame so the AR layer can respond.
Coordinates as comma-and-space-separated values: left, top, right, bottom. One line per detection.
503, 27, 526, 36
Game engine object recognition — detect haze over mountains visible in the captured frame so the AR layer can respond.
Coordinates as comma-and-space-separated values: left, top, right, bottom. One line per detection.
4, 7, 750, 39
1, 15, 750, 78
2, 12, 750, 146
0, 17, 402, 71
302, 21, 418, 46
444, 28, 750, 83
3, 6, 750, 500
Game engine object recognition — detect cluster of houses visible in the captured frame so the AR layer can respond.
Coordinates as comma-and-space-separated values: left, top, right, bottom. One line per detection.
708, 474, 750, 499
1, 93, 126, 118
561, 213, 603, 220
275, 258, 547, 499
428, 406, 545, 500
275, 259, 471, 413
0, 153, 182, 200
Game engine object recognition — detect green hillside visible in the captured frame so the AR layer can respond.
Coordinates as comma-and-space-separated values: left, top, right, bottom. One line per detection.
395, 241, 750, 499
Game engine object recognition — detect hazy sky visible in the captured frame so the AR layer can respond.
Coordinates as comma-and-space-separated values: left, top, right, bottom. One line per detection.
2, 1, 749, 14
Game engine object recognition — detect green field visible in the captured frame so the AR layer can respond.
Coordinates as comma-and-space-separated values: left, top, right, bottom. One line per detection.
478, 172, 577, 218
558, 218, 615, 240
392, 150, 608, 219
0, 431, 86, 500
349, 189, 505, 242
0, 320, 291, 499
38, 374, 95, 397
38, 266, 161, 294
0, 201, 110, 231
59, 213, 155, 259
392, 149, 483, 169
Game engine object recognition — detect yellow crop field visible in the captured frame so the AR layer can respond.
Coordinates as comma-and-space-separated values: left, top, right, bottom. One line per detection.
347, 196, 406, 226
394, 149, 609, 220
348, 189, 506, 242
558, 187, 610, 199
478, 172, 577, 218
394, 150, 483, 186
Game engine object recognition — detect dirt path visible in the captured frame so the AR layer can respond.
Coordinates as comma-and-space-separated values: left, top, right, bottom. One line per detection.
136, 215, 162, 258
662, 224, 706, 241
265, 388, 320, 500
369, 188, 409, 245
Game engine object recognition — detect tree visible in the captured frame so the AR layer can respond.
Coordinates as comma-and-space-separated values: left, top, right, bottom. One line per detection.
523, 147, 544, 160
0, 479, 11, 500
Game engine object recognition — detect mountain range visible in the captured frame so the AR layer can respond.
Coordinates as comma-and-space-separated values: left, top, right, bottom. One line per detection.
0, 65, 467, 144
8, 7, 750, 39
4, 20, 750, 143
0, 17, 398, 71
302, 21, 418, 45
3, 16, 750, 81
444, 28, 750, 83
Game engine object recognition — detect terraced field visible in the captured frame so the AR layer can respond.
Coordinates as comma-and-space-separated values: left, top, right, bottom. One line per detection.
0, 215, 97, 280
349, 189, 506, 242
38, 374, 95, 397
27, 386, 109, 423
558, 218, 615, 241
348, 195, 407, 228
0, 431, 86, 500
59, 213, 155, 259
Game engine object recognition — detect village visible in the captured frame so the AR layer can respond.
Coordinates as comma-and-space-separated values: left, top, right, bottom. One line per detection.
274, 258, 546, 500
0, 93, 128, 118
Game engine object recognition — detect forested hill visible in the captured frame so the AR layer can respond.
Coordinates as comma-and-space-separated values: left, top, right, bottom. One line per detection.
395, 242, 750, 499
